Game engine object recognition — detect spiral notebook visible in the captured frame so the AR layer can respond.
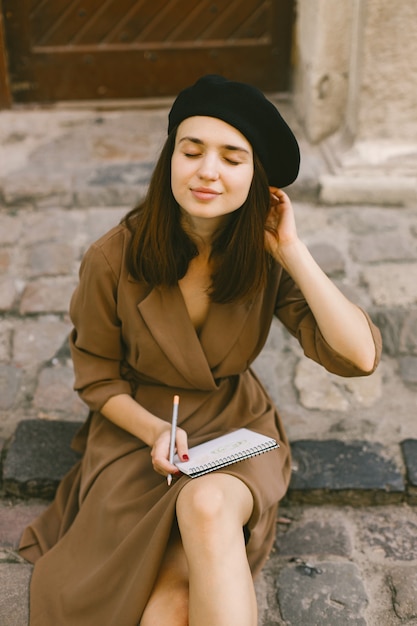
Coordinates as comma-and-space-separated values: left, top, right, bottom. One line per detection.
173, 428, 279, 478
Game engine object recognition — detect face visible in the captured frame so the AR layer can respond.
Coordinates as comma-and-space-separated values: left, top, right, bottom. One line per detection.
171, 116, 254, 226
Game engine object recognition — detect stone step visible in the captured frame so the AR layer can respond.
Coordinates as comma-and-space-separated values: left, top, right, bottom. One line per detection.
1, 420, 81, 500
288, 439, 406, 505
1, 420, 416, 505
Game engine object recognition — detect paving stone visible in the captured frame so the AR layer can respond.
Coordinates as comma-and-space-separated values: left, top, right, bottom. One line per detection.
26, 242, 76, 277
1, 173, 71, 205
21, 209, 85, 246
401, 439, 417, 486
277, 561, 368, 625
388, 566, 417, 620
0, 277, 18, 311
0, 364, 21, 410
276, 518, 352, 557
0, 501, 47, 548
350, 231, 417, 263
401, 439, 417, 503
358, 510, 417, 561
0, 214, 22, 245
288, 440, 405, 504
294, 358, 381, 411
19, 276, 76, 314
344, 207, 398, 236
33, 363, 87, 417
308, 243, 346, 277
2, 419, 81, 499
399, 355, 417, 385
33, 192, 75, 210
85, 162, 154, 186
84, 206, 128, 245
0, 249, 11, 272
74, 185, 144, 208
373, 308, 408, 356
399, 309, 417, 354
362, 263, 417, 307
295, 359, 349, 410
254, 571, 285, 626
342, 372, 383, 406
0, 563, 31, 626
291, 151, 322, 201
48, 335, 72, 365
13, 317, 71, 368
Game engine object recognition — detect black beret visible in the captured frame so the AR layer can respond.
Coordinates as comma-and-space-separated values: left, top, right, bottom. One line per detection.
168, 75, 300, 188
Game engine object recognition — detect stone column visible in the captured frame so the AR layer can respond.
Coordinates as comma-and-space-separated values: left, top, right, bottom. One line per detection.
293, 0, 354, 145
293, 0, 417, 206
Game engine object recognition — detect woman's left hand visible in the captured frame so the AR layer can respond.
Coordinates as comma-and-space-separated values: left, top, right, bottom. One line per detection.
264, 187, 299, 263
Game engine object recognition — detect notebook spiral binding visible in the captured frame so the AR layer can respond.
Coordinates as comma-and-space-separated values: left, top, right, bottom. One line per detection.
189, 441, 277, 478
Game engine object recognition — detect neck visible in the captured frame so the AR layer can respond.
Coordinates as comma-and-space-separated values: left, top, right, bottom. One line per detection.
181, 214, 227, 254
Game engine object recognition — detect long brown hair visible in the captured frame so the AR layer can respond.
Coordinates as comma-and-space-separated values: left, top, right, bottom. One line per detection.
123, 128, 272, 303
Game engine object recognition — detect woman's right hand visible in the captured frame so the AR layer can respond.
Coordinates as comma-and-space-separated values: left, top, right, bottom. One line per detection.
150, 425, 189, 479
100, 393, 190, 479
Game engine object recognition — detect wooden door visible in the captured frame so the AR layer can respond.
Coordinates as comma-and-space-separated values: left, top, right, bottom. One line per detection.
0, 5, 11, 107
2, 0, 294, 104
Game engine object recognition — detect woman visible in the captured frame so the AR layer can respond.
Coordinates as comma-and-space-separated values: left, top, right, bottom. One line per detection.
20, 75, 382, 626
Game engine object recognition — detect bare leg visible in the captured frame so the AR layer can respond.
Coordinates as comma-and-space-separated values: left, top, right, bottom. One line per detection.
141, 524, 189, 626
176, 473, 257, 626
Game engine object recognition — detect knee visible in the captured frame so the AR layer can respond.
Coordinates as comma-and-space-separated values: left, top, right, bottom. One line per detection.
176, 478, 228, 533
177, 476, 235, 542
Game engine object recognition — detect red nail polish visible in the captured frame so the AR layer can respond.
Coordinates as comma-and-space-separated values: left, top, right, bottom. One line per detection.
182, 454, 189, 462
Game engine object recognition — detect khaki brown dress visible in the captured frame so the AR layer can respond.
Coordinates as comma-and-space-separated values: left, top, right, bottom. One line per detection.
19, 224, 382, 625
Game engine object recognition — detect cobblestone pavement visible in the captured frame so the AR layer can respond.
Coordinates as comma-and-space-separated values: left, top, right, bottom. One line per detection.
0, 102, 417, 625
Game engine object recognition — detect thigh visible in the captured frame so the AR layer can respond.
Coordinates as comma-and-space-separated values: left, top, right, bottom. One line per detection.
141, 523, 189, 626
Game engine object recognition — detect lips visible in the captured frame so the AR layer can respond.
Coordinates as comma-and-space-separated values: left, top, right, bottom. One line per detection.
190, 187, 221, 201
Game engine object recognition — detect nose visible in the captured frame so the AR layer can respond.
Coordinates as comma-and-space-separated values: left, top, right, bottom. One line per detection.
197, 153, 220, 181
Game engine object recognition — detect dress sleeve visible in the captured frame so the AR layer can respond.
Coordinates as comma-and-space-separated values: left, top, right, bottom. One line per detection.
274, 269, 382, 377
69, 242, 132, 412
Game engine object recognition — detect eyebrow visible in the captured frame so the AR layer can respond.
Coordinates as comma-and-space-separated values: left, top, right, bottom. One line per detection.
178, 136, 250, 154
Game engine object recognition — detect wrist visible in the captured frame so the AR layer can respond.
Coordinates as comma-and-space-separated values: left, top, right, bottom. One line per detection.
274, 238, 306, 272
150, 418, 171, 446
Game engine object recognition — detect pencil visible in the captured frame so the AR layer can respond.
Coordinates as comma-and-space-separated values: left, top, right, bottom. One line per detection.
167, 395, 180, 486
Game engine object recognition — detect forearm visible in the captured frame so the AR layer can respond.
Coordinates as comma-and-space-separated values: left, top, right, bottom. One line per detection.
278, 239, 376, 372
100, 393, 170, 447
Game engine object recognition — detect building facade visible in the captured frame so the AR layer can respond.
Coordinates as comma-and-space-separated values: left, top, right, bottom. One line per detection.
1, 0, 416, 204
